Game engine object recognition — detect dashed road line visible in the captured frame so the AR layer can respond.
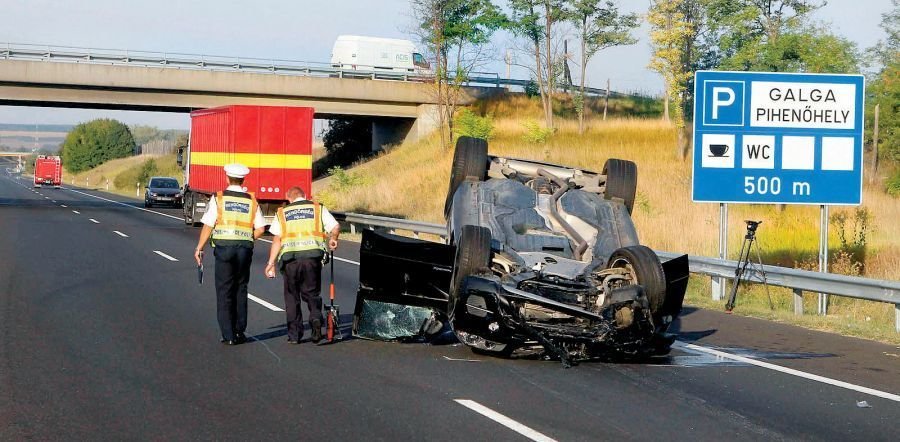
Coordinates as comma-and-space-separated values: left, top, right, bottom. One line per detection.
248, 293, 285, 312
113, 231, 129, 238
60, 204, 67, 208
89, 218, 100, 224
72, 210, 80, 214
454, 399, 557, 442
153, 250, 179, 262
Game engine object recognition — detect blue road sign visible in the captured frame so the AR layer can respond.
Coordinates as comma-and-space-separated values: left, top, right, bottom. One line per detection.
692, 71, 865, 205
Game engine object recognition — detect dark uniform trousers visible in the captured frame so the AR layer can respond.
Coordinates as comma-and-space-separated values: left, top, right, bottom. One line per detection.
282, 257, 324, 341
214, 245, 253, 340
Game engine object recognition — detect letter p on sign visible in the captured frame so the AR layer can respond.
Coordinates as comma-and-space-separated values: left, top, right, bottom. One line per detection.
703, 80, 745, 126
712, 87, 734, 119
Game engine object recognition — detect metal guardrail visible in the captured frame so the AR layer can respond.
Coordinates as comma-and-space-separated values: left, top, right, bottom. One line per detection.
0, 42, 649, 98
333, 212, 900, 333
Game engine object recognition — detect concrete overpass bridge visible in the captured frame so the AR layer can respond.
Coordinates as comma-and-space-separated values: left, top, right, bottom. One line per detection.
0, 44, 501, 149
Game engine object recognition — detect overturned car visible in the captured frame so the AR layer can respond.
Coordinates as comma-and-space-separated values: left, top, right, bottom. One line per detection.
353, 137, 689, 366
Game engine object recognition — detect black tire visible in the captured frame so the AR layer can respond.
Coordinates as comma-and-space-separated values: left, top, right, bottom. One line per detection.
449, 225, 492, 312
602, 159, 637, 214
144, 199, 151, 208
183, 194, 194, 225
607, 245, 666, 314
444, 137, 488, 219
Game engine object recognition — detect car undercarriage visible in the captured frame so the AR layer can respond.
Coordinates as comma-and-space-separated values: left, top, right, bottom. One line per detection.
353, 137, 689, 366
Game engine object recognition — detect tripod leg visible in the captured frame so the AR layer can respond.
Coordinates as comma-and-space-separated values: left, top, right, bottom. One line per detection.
726, 238, 752, 311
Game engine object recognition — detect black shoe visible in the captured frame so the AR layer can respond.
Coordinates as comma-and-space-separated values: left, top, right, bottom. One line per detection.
311, 319, 323, 343
235, 332, 247, 344
287, 337, 299, 344
222, 339, 238, 345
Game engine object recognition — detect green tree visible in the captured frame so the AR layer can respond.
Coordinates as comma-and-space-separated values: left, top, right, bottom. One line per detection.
569, 0, 639, 133
412, 0, 506, 149
60, 119, 135, 173
867, 1, 900, 173
509, 0, 567, 130
322, 118, 373, 165
648, 0, 693, 158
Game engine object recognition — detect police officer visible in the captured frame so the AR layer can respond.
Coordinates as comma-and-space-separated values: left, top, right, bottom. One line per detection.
264, 186, 340, 344
194, 163, 266, 345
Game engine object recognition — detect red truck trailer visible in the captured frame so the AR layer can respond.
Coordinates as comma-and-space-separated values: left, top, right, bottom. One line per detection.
178, 105, 314, 226
33, 155, 62, 188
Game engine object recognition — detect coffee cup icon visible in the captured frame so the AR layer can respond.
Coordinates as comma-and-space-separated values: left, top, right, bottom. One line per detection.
709, 143, 730, 157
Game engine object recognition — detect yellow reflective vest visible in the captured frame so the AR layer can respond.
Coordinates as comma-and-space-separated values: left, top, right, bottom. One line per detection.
276, 200, 327, 262
212, 190, 258, 248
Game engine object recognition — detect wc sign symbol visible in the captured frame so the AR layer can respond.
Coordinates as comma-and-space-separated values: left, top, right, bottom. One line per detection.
703, 80, 745, 126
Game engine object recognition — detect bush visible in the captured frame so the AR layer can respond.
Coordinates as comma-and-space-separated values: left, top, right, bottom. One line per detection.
60, 119, 135, 173
114, 158, 159, 190
453, 109, 494, 140
323, 118, 373, 163
328, 166, 367, 191
886, 170, 900, 197
524, 80, 540, 98
521, 120, 553, 144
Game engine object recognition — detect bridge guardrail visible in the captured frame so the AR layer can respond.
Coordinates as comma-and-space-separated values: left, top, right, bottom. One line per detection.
0, 42, 648, 98
332, 212, 900, 333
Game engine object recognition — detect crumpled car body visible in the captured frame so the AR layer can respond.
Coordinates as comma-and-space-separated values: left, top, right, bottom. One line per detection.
353, 137, 689, 366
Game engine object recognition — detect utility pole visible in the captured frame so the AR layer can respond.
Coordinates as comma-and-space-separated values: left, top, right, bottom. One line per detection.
604, 79, 610, 120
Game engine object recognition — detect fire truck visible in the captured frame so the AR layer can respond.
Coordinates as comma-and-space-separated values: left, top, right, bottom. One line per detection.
33, 155, 62, 188
178, 105, 314, 226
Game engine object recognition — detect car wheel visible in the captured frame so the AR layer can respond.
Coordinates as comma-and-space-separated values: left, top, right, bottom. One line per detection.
444, 136, 488, 219
607, 245, 666, 314
449, 225, 492, 312
602, 159, 637, 214
144, 199, 151, 208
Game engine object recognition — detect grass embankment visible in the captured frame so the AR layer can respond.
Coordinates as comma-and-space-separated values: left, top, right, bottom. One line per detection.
65, 154, 181, 199
316, 108, 900, 344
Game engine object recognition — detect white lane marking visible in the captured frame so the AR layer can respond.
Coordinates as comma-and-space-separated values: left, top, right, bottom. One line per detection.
454, 399, 557, 442
89, 218, 100, 224
66, 188, 182, 221
51, 200, 56, 203
248, 293, 284, 312
43, 196, 49, 199
113, 231, 129, 238
72, 210, 80, 214
678, 342, 900, 402
60, 204, 67, 208
153, 250, 179, 262
443, 356, 482, 362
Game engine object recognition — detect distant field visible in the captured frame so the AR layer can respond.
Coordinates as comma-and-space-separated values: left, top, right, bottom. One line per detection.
65, 154, 181, 198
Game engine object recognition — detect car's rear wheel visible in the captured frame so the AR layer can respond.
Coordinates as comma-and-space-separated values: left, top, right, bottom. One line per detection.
449, 225, 492, 311
607, 245, 666, 314
444, 136, 488, 219
602, 159, 637, 214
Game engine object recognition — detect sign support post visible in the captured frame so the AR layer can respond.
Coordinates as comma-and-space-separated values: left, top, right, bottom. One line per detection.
818, 204, 829, 315
712, 203, 728, 300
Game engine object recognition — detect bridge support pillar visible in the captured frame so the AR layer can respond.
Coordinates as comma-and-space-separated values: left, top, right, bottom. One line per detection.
370, 104, 440, 151
371, 118, 414, 152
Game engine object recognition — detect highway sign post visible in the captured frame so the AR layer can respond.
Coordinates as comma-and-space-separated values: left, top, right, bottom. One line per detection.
692, 71, 865, 307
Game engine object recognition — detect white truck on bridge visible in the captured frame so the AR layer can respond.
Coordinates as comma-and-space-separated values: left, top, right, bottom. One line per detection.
330, 35, 430, 75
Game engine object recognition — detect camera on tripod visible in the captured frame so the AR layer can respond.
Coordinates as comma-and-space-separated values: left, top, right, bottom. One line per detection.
726, 220, 771, 312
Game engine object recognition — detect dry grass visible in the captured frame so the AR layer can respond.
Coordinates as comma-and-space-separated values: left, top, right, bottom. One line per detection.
318, 112, 900, 342
66, 154, 181, 199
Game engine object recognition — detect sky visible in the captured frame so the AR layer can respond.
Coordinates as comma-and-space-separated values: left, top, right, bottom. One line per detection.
0, 0, 894, 130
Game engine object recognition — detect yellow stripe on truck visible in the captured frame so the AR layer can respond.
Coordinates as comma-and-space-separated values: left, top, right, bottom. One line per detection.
190, 152, 312, 169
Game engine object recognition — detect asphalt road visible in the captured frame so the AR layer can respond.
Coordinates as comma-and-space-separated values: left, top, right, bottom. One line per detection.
1, 173, 898, 441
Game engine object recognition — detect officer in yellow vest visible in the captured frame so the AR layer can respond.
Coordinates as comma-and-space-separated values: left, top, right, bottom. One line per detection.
194, 163, 266, 345
264, 186, 340, 344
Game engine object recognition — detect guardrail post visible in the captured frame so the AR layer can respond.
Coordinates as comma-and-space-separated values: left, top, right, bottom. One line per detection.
136, 182, 140, 197
350, 223, 356, 235
106, 179, 109, 191
896, 304, 900, 333
793, 289, 803, 315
